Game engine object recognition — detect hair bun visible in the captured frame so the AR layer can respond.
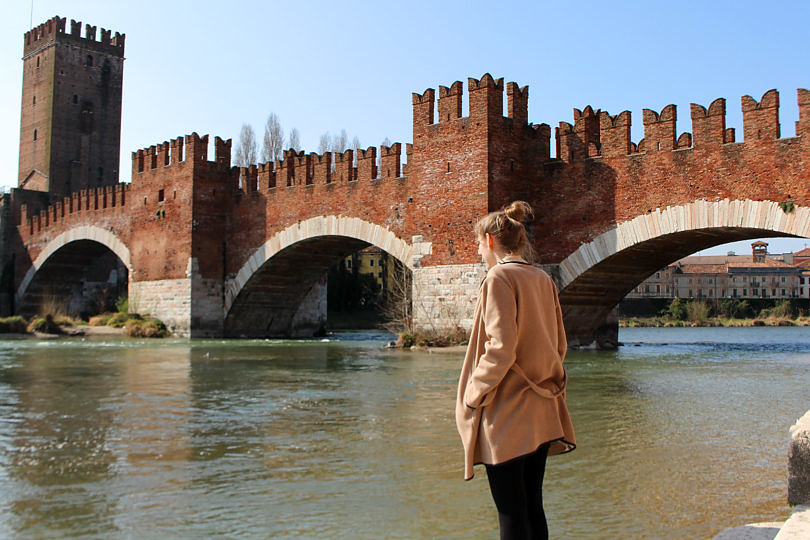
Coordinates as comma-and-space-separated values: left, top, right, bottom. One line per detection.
503, 201, 534, 224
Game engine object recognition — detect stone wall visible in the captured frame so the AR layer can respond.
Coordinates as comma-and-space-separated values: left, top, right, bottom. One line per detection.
129, 278, 191, 337
411, 263, 486, 332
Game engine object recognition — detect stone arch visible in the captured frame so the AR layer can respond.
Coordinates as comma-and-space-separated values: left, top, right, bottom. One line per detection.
224, 215, 422, 315
558, 199, 809, 289
16, 225, 131, 308
556, 199, 810, 348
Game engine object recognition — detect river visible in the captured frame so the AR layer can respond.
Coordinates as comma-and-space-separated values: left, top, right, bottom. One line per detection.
0, 326, 808, 539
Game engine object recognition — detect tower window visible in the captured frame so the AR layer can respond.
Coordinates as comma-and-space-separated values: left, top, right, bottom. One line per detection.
97, 167, 103, 179
158, 189, 165, 202
32, 95, 36, 105
33, 129, 37, 141
86, 55, 93, 67
72, 95, 78, 104
36, 57, 40, 68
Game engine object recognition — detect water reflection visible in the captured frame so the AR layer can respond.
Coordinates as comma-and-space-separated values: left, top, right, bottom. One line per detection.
0, 329, 808, 538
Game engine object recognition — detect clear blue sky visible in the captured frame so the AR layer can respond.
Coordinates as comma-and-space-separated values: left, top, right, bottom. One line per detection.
2, 0, 808, 255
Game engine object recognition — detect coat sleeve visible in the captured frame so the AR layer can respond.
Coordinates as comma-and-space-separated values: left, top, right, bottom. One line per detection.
464, 273, 518, 409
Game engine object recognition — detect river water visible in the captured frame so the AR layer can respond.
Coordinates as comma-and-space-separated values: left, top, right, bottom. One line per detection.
0, 327, 809, 539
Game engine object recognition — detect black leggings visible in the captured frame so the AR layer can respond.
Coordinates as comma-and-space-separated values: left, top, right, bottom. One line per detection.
484, 444, 550, 540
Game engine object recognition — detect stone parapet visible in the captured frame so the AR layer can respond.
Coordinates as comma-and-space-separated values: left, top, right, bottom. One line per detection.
412, 263, 486, 332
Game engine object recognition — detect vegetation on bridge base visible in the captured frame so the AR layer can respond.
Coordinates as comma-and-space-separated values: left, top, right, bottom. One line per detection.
395, 327, 470, 348
620, 298, 810, 328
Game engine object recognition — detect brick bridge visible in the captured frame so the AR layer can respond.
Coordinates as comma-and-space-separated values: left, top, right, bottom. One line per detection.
7, 75, 810, 347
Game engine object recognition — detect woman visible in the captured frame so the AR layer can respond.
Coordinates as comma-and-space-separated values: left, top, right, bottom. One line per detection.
456, 201, 575, 540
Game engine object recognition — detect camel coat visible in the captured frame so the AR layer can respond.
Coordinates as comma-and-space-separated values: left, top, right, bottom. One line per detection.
455, 259, 575, 480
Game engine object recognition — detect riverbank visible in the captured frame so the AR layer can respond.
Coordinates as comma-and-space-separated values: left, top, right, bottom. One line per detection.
621, 315, 810, 328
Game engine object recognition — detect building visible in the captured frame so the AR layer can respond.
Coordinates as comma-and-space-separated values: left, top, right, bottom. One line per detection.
18, 16, 125, 200
628, 242, 806, 300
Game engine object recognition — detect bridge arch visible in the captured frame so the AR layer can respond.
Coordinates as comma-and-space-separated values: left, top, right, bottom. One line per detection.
16, 225, 131, 315
557, 199, 810, 347
224, 216, 420, 337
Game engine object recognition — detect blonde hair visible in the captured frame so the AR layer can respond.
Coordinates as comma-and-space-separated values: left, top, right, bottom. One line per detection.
474, 201, 536, 263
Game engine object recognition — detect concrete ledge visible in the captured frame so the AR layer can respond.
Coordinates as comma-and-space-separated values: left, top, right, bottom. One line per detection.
788, 411, 810, 505
774, 505, 810, 540
713, 522, 781, 540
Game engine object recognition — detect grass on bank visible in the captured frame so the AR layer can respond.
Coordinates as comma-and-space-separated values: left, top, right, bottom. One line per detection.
0, 296, 170, 337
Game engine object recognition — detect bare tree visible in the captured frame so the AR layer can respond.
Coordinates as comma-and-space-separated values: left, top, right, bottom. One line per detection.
331, 129, 349, 154
380, 257, 412, 334
317, 132, 331, 154
351, 136, 361, 166
262, 113, 284, 162
287, 128, 302, 152
234, 123, 257, 167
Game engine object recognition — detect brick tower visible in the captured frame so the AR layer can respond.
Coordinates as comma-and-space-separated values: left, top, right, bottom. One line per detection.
17, 16, 125, 200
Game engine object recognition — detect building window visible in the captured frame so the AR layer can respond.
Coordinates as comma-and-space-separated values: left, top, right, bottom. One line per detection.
158, 189, 164, 202
33, 129, 37, 141
733, 289, 738, 297
656, 272, 660, 278
86, 55, 93, 66
73, 94, 78, 104
773, 289, 777, 296
370, 260, 374, 266
97, 167, 103, 179
782, 277, 786, 283
656, 284, 661, 293
753, 288, 759, 295
32, 95, 36, 105
36, 56, 40, 68
782, 289, 786, 296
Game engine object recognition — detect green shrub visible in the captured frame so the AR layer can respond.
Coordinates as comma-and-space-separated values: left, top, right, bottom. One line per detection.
0, 316, 28, 333
115, 296, 129, 314
687, 301, 711, 324
761, 300, 797, 319
108, 312, 142, 328
662, 298, 688, 321
124, 318, 169, 338
26, 314, 61, 334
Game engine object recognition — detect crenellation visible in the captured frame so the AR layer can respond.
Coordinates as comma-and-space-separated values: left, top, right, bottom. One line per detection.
333, 149, 355, 183
412, 88, 435, 130
170, 136, 184, 164
312, 152, 332, 185
241, 166, 258, 192
258, 162, 276, 189
599, 110, 632, 157
356, 147, 377, 181
70, 19, 81, 36
742, 89, 780, 141
642, 104, 677, 152
214, 137, 232, 169
468, 73, 504, 120
100, 28, 111, 45
186, 133, 209, 163
156, 142, 170, 168
557, 106, 601, 162
507, 82, 528, 125
85, 24, 97, 41
690, 98, 727, 146
380, 143, 401, 179
438, 81, 463, 123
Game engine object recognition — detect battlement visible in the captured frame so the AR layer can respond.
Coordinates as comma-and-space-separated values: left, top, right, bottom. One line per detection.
555, 87, 809, 162
131, 133, 231, 179
20, 184, 130, 239
413, 73, 530, 130
24, 16, 125, 58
